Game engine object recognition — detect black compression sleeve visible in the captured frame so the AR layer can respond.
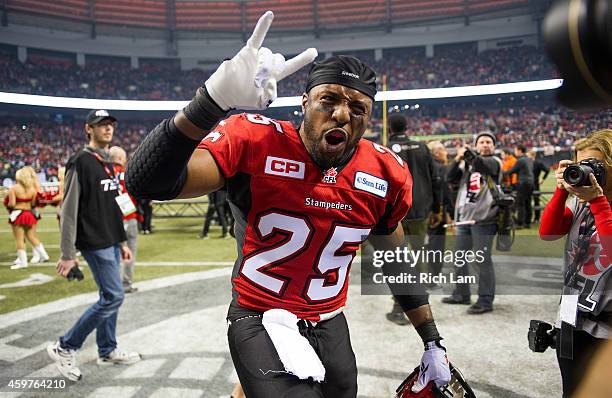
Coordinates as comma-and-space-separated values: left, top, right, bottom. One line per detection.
126, 118, 199, 200
393, 290, 430, 312
381, 259, 430, 311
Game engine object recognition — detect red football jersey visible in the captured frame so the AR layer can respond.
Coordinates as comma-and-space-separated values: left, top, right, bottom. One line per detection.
198, 113, 412, 321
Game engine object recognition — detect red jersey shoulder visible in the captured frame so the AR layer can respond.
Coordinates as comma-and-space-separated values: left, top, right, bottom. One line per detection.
355, 138, 411, 191
198, 113, 288, 149
197, 113, 296, 178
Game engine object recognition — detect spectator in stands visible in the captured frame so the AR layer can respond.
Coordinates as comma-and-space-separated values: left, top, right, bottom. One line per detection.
5, 166, 50, 269
110, 146, 139, 293
0, 105, 610, 181
0, 44, 557, 100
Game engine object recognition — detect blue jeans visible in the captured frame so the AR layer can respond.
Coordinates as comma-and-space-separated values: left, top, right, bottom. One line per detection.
451, 223, 497, 308
60, 245, 124, 357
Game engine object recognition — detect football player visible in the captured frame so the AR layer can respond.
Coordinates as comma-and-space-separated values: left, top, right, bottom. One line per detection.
126, 11, 452, 397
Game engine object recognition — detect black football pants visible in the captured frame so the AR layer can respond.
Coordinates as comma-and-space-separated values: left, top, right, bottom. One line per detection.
227, 302, 358, 398
515, 182, 533, 227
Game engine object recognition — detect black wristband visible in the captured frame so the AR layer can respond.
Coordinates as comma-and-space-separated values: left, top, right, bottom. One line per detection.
183, 86, 228, 131
415, 319, 441, 343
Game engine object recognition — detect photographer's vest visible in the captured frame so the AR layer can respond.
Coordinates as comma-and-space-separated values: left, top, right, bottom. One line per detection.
560, 197, 612, 339
455, 156, 502, 224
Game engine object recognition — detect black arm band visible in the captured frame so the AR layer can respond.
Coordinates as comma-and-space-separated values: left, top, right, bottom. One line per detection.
415, 319, 442, 344
126, 117, 198, 200
183, 86, 228, 131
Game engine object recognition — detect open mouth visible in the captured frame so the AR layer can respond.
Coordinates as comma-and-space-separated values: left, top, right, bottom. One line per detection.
324, 128, 347, 147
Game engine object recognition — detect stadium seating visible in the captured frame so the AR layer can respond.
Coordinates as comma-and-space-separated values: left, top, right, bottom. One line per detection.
2, 106, 608, 181
7, 0, 89, 22
0, 44, 557, 100
6, 0, 531, 31
95, 0, 167, 28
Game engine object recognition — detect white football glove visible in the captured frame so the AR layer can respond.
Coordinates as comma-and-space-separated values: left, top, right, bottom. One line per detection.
205, 11, 318, 111
412, 341, 452, 392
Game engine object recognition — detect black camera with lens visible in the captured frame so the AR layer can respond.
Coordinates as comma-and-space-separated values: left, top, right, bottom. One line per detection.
563, 158, 607, 187
462, 148, 478, 163
544, 0, 612, 110
67, 266, 84, 282
528, 320, 557, 353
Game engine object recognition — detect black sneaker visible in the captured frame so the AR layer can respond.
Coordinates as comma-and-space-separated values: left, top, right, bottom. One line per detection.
124, 286, 138, 294
385, 308, 411, 326
441, 296, 471, 305
467, 303, 493, 314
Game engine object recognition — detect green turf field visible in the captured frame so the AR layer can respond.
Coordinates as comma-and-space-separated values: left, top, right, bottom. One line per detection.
0, 172, 564, 314
0, 216, 236, 314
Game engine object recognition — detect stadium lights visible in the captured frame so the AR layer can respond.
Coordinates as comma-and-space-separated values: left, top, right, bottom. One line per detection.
0, 79, 563, 111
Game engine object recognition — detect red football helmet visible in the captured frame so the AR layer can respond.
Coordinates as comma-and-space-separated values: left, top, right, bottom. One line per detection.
396, 362, 476, 398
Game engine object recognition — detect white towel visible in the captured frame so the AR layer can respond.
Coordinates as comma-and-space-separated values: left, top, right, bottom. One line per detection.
262, 309, 326, 382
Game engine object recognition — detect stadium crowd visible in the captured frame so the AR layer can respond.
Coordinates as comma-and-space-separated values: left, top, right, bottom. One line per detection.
0, 119, 154, 182
1, 105, 608, 182
369, 105, 612, 147
0, 44, 556, 100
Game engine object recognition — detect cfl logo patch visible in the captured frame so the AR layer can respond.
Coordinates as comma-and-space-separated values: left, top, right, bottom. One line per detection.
100, 178, 119, 192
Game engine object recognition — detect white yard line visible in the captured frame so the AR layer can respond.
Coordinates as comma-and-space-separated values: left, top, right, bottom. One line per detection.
0, 255, 560, 267
0, 254, 561, 328
0, 226, 206, 233
0, 261, 234, 266
0, 267, 232, 330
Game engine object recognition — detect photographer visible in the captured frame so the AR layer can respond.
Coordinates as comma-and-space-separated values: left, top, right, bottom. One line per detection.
539, 129, 612, 398
442, 132, 502, 314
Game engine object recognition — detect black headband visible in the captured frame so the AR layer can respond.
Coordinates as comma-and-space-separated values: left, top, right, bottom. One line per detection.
305, 55, 377, 100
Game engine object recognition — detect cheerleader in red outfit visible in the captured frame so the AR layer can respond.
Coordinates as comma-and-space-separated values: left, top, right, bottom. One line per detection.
6, 167, 49, 269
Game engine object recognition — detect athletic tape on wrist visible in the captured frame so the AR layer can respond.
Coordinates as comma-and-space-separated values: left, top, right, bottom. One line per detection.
416, 319, 442, 344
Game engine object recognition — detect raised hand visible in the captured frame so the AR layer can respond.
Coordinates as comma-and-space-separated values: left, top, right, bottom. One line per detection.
205, 11, 318, 111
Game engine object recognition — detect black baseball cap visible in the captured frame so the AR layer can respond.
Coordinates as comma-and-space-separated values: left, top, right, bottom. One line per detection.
86, 109, 117, 125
